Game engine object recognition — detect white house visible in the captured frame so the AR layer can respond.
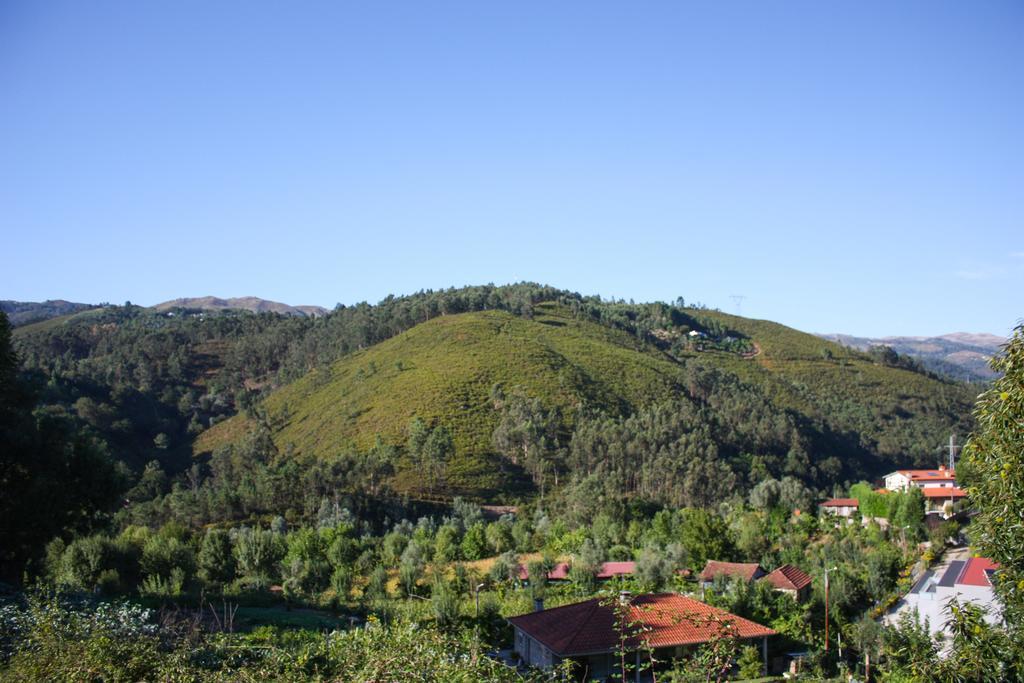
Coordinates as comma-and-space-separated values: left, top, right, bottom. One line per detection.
888, 557, 1002, 654
820, 498, 859, 518
884, 466, 957, 492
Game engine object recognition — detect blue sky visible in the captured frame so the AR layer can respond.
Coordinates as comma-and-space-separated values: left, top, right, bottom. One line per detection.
2, 1, 1021, 337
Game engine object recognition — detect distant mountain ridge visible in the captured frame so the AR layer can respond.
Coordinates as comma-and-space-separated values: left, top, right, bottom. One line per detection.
819, 332, 1006, 381
0, 300, 97, 327
152, 296, 327, 318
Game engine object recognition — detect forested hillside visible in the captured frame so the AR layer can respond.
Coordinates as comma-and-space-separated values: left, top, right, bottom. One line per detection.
10, 284, 976, 509
196, 301, 975, 503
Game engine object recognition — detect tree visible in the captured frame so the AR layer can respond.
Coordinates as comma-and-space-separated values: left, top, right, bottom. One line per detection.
399, 542, 426, 596
635, 545, 671, 590
0, 313, 125, 582
141, 534, 195, 582
485, 519, 514, 555
570, 538, 603, 593
489, 550, 519, 586
197, 529, 236, 586
422, 425, 453, 494
460, 522, 488, 561
366, 565, 389, 601
961, 324, 1024, 628
736, 645, 763, 679
678, 509, 733, 569
749, 478, 781, 511
431, 576, 460, 631
491, 388, 561, 493
234, 527, 285, 588
526, 560, 548, 601
433, 524, 461, 563
778, 476, 814, 512
881, 610, 937, 680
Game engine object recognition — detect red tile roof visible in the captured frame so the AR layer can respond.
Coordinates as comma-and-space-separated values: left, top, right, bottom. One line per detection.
921, 486, 967, 499
957, 557, 999, 587
596, 561, 636, 579
699, 561, 763, 583
821, 498, 859, 507
895, 469, 956, 481
761, 564, 812, 592
508, 593, 775, 656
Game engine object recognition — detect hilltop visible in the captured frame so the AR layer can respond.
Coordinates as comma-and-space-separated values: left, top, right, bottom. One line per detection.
820, 332, 1005, 381
0, 299, 97, 327
152, 296, 327, 317
195, 303, 692, 494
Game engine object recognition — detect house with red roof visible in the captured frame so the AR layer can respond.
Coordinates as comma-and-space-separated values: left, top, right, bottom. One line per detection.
760, 564, 813, 601
508, 592, 775, 679
884, 465, 957, 492
920, 486, 967, 516
819, 498, 859, 518
596, 561, 636, 580
699, 561, 765, 589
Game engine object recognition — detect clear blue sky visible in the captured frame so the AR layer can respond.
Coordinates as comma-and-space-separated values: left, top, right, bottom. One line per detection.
2, 1, 1021, 337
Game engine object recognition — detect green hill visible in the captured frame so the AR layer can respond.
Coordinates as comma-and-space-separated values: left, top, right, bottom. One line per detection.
196, 301, 976, 498
196, 303, 691, 493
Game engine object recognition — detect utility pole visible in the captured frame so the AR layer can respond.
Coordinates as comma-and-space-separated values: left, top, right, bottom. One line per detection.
474, 583, 485, 618
730, 294, 746, 317
824, 565, 837, 652
948, 434, 960, 471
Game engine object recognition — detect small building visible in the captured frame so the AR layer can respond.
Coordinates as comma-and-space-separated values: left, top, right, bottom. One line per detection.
699, 561, 764, 588
508, 593, 776, 680
884, 466, 956, 492
596, 561, 637, 580
820, 498, 859, 518
921, 486, 967, 516
760, 564, 813, 601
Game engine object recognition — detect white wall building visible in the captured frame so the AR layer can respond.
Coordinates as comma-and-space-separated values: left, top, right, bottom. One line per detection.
884, 466, 957, 491
889, 557, 1002, 653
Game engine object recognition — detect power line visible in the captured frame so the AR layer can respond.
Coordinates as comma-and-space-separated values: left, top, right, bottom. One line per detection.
729, 295, 746, 317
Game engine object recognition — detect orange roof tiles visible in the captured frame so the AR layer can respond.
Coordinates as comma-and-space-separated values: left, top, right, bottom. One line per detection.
896, 469, 956, 481
761, 564, 812, 592
596, 561, 636, 579
508, 593, 775, 656
921, 486, 967, 498
699, 561, 763, 583
821, 498, 859, 507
